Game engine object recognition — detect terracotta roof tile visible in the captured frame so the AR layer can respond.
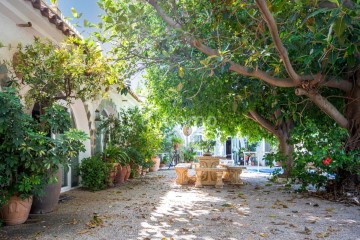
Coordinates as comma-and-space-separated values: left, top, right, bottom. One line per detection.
25, 0, 78, 37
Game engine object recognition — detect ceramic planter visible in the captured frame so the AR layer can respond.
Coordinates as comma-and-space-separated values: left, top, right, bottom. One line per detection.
115, 164, 127, 184
107, 163, 118, 187
1, 195, 33, 225
31, 169, 62, 214
134, 165, 142, 178
124, 164, 131, 181
149, 156, 160, 172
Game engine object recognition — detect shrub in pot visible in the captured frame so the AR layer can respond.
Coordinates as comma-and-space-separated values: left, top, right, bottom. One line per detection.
160, 155, 169, 168
102, 143, 129, 186
125, 147, 144, 178
171, 136, 183, 150
30, 105, 87, 214
196, 139, 216, 156
79, 155, 109, 191
0, 89, 87, 224
143, 159, 155, 174
103, 143, 129, 184
149, 156, 160, 172
183, 146, 197, 167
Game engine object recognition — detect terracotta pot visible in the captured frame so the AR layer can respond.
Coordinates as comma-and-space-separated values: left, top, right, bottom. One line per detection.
108, 163, 118, 187
1, 195, 33, 225
108, 170, 116, 187
115, 165, 127, 184
134, 165, 142, 178
149, 156, 161, 172
159, 163, 165, 168
203, 152, 213, 156
114, 164, 123, 184
31, 169, 61, 214
124, 164, 131, 181
173, 143, 180, 150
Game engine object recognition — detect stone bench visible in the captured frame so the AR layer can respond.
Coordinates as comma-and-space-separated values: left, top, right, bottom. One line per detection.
221, 165, 246, 185
195, 167, 227, 189
175, 163, 194, 185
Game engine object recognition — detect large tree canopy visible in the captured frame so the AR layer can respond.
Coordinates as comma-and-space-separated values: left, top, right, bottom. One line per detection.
97, 0, 359, 138
96, 0, 360, 188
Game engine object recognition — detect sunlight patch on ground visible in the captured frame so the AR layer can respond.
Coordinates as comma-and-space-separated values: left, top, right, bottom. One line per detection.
138, 188, 225, 239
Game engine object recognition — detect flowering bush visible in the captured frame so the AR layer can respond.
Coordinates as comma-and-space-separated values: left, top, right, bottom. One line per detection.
322, 157, 331, 166
290, 118, 360, 192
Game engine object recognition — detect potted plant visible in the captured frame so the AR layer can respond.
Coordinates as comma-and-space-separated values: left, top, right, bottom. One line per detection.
30, 106, 87, 214
141, 160, 155, 176
197, 139, 216, 156
183, 147, 197, 164
0, 89, 87, 225
102, 143, 129, 186
7, 38, 105, 215
171, 136, 183, 150
125, 147, 144, 178
160, 155, 169, 168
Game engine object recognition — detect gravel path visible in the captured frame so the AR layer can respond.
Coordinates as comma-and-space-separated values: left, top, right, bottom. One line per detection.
1, 169, 359, 240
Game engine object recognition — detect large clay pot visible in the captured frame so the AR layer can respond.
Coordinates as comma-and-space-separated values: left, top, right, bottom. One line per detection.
108, 163, 118, 187
149, 156, 161, 172
116, 165, 127, 184
124, 164, 131, 181
173, 143, 180, 150
134, 165, 142, 178
1, 195, 33, 225
31, 169, 61, 214
115, 164, 128, 184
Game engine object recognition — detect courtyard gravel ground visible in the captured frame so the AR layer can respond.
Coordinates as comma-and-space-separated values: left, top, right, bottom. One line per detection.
1, 168, 359, 240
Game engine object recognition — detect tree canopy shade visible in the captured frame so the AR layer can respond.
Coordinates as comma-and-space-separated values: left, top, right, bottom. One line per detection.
97, 0, 359, 142
96, 0, 360, 186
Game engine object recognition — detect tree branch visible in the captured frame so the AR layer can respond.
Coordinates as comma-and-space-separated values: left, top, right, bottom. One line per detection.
295, 88, 348, 128
318, 0, 354, 9
316, 74, 353, 93
147, 0, 300, 88
255, 0, 301, 84
248, 110, 279, 137
147, 0, 181, 30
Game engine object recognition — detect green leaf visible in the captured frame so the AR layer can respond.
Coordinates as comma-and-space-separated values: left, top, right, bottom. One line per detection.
333, 16, 346, 40
84, 19, 90, 27
71, 7, 78, 18
304, 8, 333, 22
178, 66, 184, 78
328, 0, 339, 6
129, 5, 136, 12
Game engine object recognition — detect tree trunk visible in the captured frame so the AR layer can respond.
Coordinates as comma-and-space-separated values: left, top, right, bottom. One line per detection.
277, 129, 294, 178
339, 71, 360, 192
345, 71, 360, 151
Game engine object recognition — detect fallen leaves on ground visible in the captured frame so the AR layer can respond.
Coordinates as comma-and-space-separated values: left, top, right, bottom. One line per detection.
271, 199, 288, 209
315, 232, 330, 238
297, 227, 312, 235
221, 203, 235, 208
259, 232, 268, 237
85, 213, 104, 228
65, 218, 78, 225
78, 229, 91, 234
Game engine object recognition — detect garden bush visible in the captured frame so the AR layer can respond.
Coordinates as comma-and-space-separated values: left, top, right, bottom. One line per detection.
79, 155, 109, 191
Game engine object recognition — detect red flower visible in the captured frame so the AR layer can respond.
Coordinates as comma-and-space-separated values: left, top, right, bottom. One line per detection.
322, 157, 331, 165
